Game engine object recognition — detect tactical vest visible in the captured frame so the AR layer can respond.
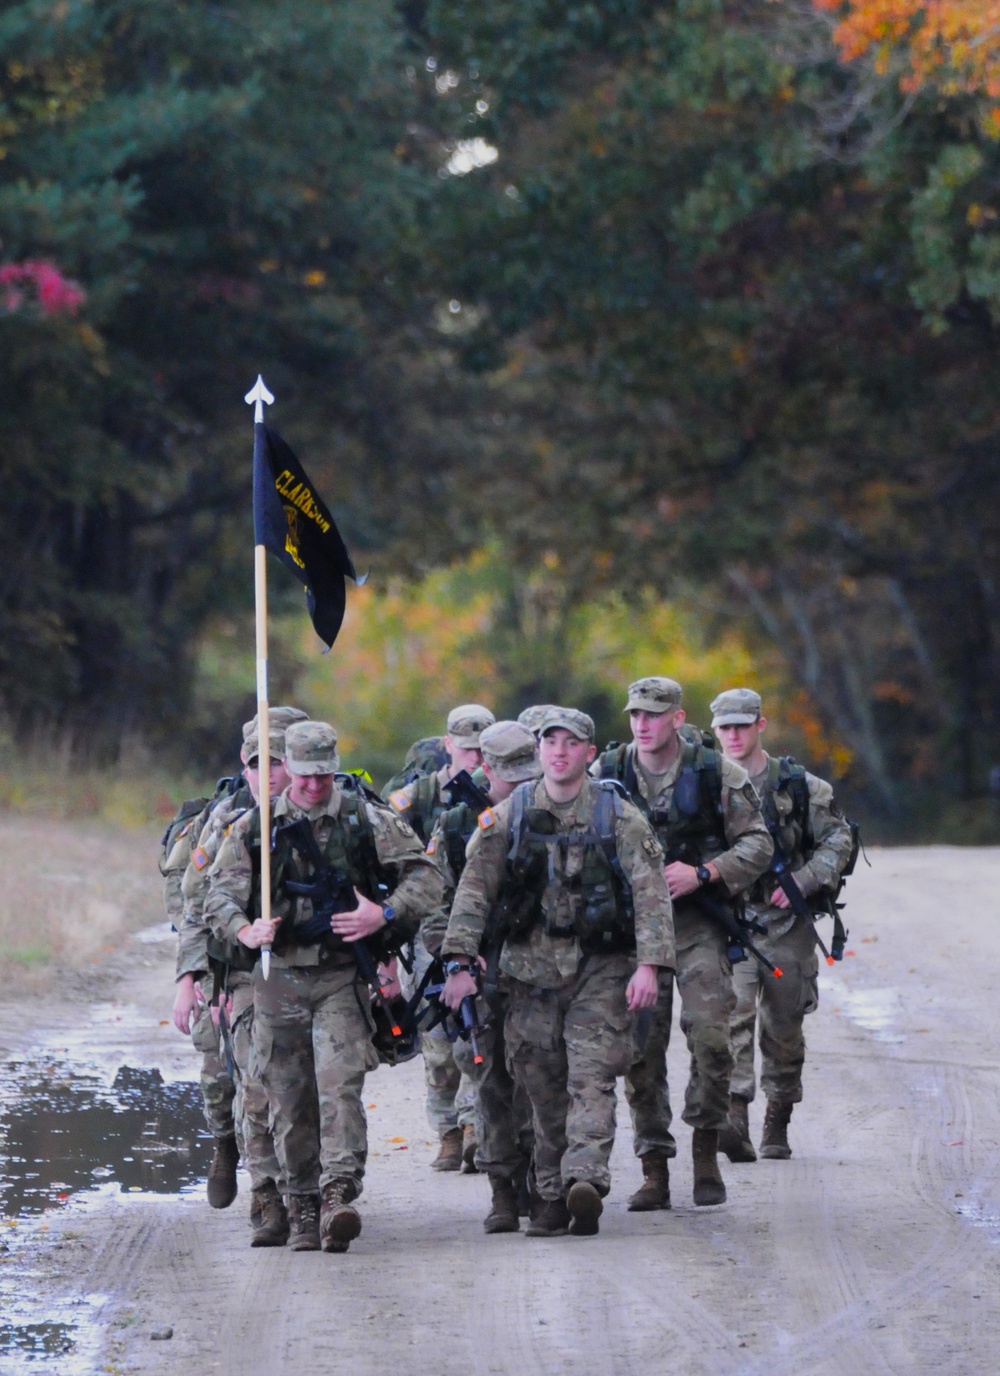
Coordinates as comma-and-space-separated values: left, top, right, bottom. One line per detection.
436, 767, 491, 880
499, 780, 636, 955
597, 739, 726, 865
208, 776, 389, 972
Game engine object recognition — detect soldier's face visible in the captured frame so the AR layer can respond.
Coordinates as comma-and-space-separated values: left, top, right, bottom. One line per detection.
629, 708, 683, 753
244, 758, 290, 803
287, 771, 335, 809
540, 729, 596, 785
482, 763, 518, 803
447, 739, 484, 775
716, 720, 765, 761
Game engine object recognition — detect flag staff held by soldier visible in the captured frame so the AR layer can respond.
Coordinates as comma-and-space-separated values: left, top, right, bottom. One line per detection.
242, 376, 366, 974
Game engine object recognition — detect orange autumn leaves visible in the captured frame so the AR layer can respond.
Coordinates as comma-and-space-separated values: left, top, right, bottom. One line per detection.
817, 0, 1000, 119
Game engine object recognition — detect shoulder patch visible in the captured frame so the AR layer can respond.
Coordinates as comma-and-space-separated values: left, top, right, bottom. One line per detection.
392, 816, 417, 839
389, 790, 411, 812
478, 807, 496, 831
191, 846, 209, 871
426, 835, 438, 855
178, 822, 191, 839
641, 835, 660, 857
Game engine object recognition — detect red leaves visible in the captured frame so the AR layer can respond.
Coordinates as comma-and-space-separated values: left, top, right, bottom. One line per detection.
0, 260, 85, 316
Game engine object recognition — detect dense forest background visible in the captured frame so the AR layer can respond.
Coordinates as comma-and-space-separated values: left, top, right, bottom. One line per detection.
3, 0, 1000, 836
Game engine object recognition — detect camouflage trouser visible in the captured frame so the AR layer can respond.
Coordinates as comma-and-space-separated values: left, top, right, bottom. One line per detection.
729, 915, 819, 1105
412, 935, 476, 1135
252, 961, 377, 1197
229, 981, 284, 1191
505, 954, 634, 1201
621, 972, 676, 1158
626, 910, 736, 1135
452, 986, 532, 1178
190, 994, 236, 1141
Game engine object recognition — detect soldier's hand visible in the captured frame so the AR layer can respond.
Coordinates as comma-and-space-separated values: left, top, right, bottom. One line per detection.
210, 993, 234, 1027
377, 957, 402, 1000
626, 963, 660, 1011
237, 917, 280, 949
171, 974, 203, 1035
664, 860, 701, 898
331, 890, 387, 941
769, 887, 792, 909
443, 970, 478, 1010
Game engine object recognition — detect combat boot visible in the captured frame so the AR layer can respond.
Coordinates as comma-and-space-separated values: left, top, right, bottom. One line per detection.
719, 1096, 758, 1164
524, 1196, 570, 1238
760, 1100, 793, 1159
250, 1182, 289, 1248
567, 1181, 603, 1237
430, 1127, 464, 1172
287, 1192, 321, 1251
627, 1150, 671, 1212
692, 1129, 727, 1207
461, 1124, 479, 1174
320, 1179, 362, 1254
206, 1134, 239, 1209
483, 1175, 520, 1234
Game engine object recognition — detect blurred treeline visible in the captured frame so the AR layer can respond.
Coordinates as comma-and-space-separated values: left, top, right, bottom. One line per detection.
3, 0, 1000, 838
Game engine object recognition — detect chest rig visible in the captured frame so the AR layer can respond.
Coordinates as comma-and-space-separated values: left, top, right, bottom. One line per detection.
597, 738, 726, 864
499, 780, 635, 955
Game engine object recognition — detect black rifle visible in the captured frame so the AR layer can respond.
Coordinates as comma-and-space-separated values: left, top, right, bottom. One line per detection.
279, 817, 405, 1040
415, 957, 487, 1065
764, 821, 839, 965
665, 847, 782, 978
441, 769, 492, 814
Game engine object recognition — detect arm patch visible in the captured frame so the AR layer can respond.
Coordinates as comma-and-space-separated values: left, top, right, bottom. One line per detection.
389, 790, 411, 812
478, 808, 496, 831
191, 846, 209, 871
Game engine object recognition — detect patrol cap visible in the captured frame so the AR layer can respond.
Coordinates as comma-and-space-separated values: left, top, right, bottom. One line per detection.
446, 703, 495, 748
517, 704, 558, 736
623, 677, 683, 714
480, 720, 542, 783
241, 728, 287, 766
242, 706, 309, 741
537, 706, 595, 743
710, 688, 762, 727
284, 720, 340, 775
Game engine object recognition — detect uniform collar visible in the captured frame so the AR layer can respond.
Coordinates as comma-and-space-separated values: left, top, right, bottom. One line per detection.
273, 782, 343, 822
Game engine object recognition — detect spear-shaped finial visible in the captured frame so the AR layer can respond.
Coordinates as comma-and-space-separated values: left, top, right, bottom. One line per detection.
245, 374, 275, 424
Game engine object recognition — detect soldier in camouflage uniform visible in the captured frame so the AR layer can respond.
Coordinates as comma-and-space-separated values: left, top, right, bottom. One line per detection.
442, 708, 675, 1239
179, 708, 307, 1244
595, 677, 772, 1208
517, 704, 558, 737
711, 689, 854, 1161
207, 721, 442, 1254
423, 720, 541, 1233
389, 703, 495, 1172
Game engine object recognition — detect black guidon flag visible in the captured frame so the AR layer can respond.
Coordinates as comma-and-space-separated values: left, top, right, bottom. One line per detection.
252, 423, 365, 648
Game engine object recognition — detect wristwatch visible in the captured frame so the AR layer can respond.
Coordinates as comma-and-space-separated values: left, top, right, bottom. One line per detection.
696, 864, 712, 887
444, 959, 474, 977
381, 903, 396, 924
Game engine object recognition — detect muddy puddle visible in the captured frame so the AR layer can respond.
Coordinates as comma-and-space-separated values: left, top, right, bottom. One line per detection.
0, 1059, 212, 1217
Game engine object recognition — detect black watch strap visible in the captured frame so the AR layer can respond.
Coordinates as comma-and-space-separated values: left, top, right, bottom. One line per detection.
696, 864, 712, 887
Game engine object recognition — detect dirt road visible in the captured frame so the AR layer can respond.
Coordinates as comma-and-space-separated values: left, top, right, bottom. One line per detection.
1, 845, 998, 1375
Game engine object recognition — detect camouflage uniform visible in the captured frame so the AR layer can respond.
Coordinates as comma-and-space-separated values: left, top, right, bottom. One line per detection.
163, 798, 236, 1143
389, 704, 494, 1156
597, 679, 773, 1142
206, 725, 442, 1203
444, 719, 675, 1204
730, 751, 853, 1106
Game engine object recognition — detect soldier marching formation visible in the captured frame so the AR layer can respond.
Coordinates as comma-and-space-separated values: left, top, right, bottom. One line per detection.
160, 677, 855, 1252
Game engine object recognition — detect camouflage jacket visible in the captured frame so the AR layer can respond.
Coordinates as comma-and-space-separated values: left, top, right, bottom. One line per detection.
387, 765, 451, 844
443, 776, 675, 989
601, 741, 772, 898
205, 783, 443, 969
747, 753, 854, 939
175, 787, 255, 982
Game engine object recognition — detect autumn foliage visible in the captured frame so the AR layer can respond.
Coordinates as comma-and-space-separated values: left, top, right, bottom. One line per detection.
0, 260, 85, 315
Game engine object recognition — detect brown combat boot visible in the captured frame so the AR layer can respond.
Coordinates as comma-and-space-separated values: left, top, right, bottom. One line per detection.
430, 1127, 464, 1172
692, 1128, 727, 1206
461, 1124, 479, 1174
320, 1179, 362, 1254
760, 1101, 794, 1159
524, 1196, 570, 1238
719, 1096, 758, 1164
567, 1181, 603, 1237
250, 1181, 289, 1248
483, 1175, 520, 1234
206, 1134, 239, 1209
287, 1192, 321, 1251
627, 1150, 671, 1212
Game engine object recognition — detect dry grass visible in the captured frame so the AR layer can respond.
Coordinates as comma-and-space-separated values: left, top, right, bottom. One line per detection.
0, 815, 167, 993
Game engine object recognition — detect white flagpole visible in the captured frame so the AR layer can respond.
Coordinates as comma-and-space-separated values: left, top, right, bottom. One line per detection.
245, 375, 275, 978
